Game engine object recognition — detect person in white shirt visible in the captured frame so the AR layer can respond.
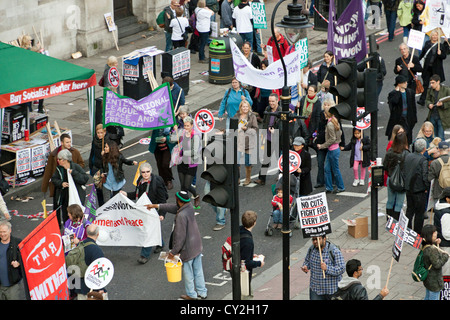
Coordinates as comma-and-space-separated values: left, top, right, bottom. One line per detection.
195, 0, 214, 63
232, 0, 254, 49
170, 7, 190, 48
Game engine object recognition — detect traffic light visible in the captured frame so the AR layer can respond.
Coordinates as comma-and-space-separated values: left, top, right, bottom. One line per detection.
356, 68, 378, 114
201, 136, 236, 209
328, 58, 357, 121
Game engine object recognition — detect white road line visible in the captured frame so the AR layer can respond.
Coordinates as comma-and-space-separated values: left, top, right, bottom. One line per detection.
337, 191, 368, 198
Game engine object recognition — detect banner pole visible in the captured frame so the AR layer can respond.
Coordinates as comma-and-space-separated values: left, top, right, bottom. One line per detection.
317, 238, 326, 279
385, 256, 394, 288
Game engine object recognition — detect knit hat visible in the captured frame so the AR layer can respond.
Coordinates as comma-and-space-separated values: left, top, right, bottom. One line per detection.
395, 75, 407, 86
175, 191, 191, 203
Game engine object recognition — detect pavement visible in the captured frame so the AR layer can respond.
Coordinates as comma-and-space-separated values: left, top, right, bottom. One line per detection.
5, 1, 426, 301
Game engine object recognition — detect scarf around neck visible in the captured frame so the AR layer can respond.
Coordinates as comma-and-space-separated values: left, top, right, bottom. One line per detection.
302, 94, 318, 118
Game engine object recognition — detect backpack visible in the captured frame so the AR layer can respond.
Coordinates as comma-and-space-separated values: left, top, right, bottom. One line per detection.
411, 245, 432, 282
222, 233, 252, 272
306, 241, 339, 264
438, 158, 450, 188
156, 10, 166, 28
65, 241, 94, 277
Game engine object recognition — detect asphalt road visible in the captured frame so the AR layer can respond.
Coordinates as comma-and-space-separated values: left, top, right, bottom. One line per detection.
6, 29, 449, 300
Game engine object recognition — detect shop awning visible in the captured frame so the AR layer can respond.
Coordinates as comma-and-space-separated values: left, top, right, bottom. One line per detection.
0, 42, 96, 108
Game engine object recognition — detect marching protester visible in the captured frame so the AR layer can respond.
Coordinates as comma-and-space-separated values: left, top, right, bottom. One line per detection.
317, 51, 336, 87
317, 104, 345, 194
292, 136, 313, 196
418, 30, 448, 106
424, 75, 450, 140
42, 133, 85, 218
385, 75, 417, 145
149, 127, 175, 190
264, 27, 289, 62
102, 56, 121, 94
393, 43, 423, 93
147, 191, 207, 300
237, 100, 258, 186
420, 224, 450, 300
64, 204, 90, 246
169, 7, 190, 49
397, 0, 413, 44
89, 124, 108, 207
382, 0, 400, 42
334, 259, 389, 300
383, 131, 410, 220
341, 128, 371, 187
195, 0, 214, 63
163, 0, 180, 52
253, 59, 272, 122
403, 138, 430, 233
413, 121, 440, 161
52, 149, 89, 228
101, 140, 138, 199
297, 85, 322, 147
218, 78, 253, 131
170, 116, 201, 208
254, 93, 280, 186
232, 0, 254, 49
121, 162, 168, 264
0, 220, 23, 300
411, 0, 425, 33
428, 141, 450, 204
301, 235, 345, 300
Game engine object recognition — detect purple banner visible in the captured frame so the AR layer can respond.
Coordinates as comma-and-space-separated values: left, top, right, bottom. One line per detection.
327, 0, 367, 62
103, 83, 175, 130
84, 184, 98, 223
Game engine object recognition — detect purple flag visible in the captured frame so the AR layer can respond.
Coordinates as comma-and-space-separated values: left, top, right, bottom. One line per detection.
84, 184, 98, 223
327, 0, 367, 62
103, 82, 175, 130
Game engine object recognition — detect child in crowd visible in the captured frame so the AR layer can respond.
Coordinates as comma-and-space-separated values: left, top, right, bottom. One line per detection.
341, 128, 371, 187
271, 188, 293, 229
64, 204, 90, 246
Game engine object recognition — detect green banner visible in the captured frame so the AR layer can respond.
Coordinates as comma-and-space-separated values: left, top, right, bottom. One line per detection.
250, 2, 267, 29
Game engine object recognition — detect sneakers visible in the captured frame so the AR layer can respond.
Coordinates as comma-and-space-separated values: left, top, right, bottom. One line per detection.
359, 179, 365, 186
352, 179, 359, 187
137, 256, 149, 264
213, 224, 225, 231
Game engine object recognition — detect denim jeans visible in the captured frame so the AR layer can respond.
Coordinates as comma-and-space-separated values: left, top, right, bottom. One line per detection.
140, 237, 165, 258
253, 29, 262, 53
204, 182, 227, 225
198, 31, 210, 61
424, 289, 440, 300
238, 152, 250, 166
429, 115, 445, 140
386, 177, 406, 212
324, 148, 345, 191
310, 288, 332, 300
272, 209, 282, 224
239, 32, 254, 49
384, 9, 397, 41
183, 253, 208, 298
164, 31, 173, 52
316, 149, 328, 185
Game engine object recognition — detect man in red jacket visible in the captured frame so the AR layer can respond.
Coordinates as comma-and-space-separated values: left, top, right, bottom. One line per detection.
264, 27, 289, 62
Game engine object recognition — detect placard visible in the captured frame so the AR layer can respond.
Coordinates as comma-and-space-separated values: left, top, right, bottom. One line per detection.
295, 38, 309, 69
194, 109, 215, 133
392, 210, 409, 262
278, 150, 301, 174
407, 29, 426, 50
16, 148, 31, 180
84, 257, 114, 290
104, 13, 116, 32
355, 107, 371, 130
31, 145, 46, 176
250, 1, 267, 29
385, 216, 422, 249
297, 192, 332, 237
108, 66, 120, 88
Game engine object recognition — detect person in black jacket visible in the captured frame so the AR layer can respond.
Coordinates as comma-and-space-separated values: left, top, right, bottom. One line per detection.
102, 140, 137, 199
334, 259, 389, 300
121, 162, 169, 264
0, 221, 22, 300
433, 188, 450, 270
404, 138, 430, 233
394, 43, 423, 93
240, 210, 264, 296
88, 124, 109, 207
385, 75, 417, 145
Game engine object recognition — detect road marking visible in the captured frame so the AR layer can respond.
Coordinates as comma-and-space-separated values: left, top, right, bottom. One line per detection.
337, 191, 368, 198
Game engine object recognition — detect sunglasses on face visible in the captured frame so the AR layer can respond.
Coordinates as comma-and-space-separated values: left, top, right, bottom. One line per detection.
141, 171, 150, 174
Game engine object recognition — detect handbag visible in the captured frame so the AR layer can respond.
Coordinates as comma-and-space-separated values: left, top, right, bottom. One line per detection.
176, 18, 188, 42
401, 56, 424, 94
93, 170, 104, 189
170, 144, 183, 168
388, 152, 406, 192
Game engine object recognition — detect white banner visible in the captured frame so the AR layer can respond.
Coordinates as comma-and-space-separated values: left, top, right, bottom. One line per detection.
421, 0, 450, 37
230, 39, 301, 89
93, 193, 162, 247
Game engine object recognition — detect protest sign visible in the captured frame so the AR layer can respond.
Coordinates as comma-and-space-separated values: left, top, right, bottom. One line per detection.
107, 66, 120, 88
94, 193, 162, 247
84, 184, 98, 223
355, 107, 371, 130
18, 211, 69, 300
195, 109, 215, 134
392, 210, 409, 262
407, 29, 426, 50
250, 1, 267, 29
295, 38, 309, 69
421, 0, 450, 37
84, 257, 114, 290
385, 216, 422, 249
297, 192, 332, 238
103, 83, 175, 131
230, 39, 301, 89
327, 0, 367, 62
278, 150, 301, 174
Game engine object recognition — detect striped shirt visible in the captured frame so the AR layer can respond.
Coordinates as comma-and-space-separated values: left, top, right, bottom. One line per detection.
302, 241, 346, 296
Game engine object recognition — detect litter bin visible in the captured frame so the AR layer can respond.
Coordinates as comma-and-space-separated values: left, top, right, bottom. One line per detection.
209, 33, 243, 84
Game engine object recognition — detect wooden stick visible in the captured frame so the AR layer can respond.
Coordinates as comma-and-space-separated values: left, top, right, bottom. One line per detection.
54, 121, 62, 137
438, 28, 440, 52
385, 257, 394, 288
46, 122, 56, 151
409, 48, 415, 65
317, 239, 326, 279
119, 140, 140, 152
112, 29, 119, 51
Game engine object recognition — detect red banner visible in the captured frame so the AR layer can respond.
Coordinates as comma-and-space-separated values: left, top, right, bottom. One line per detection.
0, 74, 96, 108
18, 211, 69, 300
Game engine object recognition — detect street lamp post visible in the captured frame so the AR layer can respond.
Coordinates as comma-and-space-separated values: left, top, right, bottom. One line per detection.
269, 0, 313, 300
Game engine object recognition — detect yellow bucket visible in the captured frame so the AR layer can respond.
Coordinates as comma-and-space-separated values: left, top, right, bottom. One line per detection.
165, 257, 183, 282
